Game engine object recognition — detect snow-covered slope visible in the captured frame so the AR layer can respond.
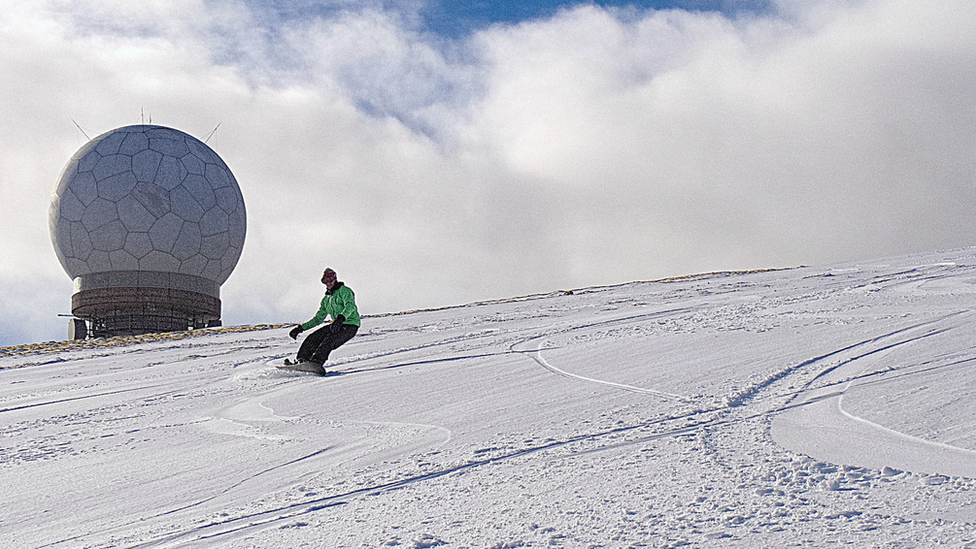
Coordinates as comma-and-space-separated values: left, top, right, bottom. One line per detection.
4, 248, 976, 547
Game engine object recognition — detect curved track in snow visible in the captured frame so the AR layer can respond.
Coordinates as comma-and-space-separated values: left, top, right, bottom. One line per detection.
513, 335, 691, 403
772, 311, 976, 477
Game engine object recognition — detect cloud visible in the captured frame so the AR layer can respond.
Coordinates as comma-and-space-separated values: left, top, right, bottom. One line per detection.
0, 0, 974, 345
279, 8, 480, 137
466, 0, 976, 269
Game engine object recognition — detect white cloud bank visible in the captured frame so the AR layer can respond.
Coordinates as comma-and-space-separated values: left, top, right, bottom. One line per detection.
0, 0, 974, 345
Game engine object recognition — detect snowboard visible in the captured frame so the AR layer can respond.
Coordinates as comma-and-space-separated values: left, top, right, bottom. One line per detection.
275, 358, 327, 376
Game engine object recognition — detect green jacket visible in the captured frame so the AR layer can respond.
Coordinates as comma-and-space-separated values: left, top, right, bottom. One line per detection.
301, 282, 361, 330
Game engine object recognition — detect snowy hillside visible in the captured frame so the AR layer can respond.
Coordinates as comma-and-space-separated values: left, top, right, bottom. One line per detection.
4, 248, 976, 547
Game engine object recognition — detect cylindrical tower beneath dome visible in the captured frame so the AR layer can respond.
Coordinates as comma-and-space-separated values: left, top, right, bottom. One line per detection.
49, 125, 246, 338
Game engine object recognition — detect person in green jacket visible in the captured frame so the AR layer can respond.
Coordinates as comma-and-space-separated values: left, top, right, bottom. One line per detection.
286, 267, 361, 375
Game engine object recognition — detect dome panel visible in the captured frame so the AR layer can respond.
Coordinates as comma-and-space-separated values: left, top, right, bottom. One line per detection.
89, 220, 127, 252
199, 207, 229, 236
183, 174, 216, 209
228, 208, 246, 246
55, 160, 79, 194
148, 212, 184, 253
53, 220, 71, 267
205, 163, 232, 189
144, 127, 178, 139
96, 170, 138, 202
77, 152, 100, 173
72, 139, 101, 171
179, 254, 208, 276
86, 249, 113, 273
214, 186, 241, 214
49, 195, 60, 228
139, 250, 181, 273
181, 153, 205, 176
149, 137, 189, 157
185, 138, 215, 162
49, 196, 60, 228
201, 258, 223, 281
117, 194, 156, 232
71, 171, 99, 206
119, 131, 149, 156
94, 131, 126, 156
200, 232, 229, 260
131, 181, 171, 218
49, 190, 62, 218
170, 185, 205, 223
109, 248, 140, 271
172, 223, 202, 261
58, 189, 86, 222
92, 154, 131, 181
81, 198, 118, 231
132, 148, 163, 182
154, 155, 188, 190
70, 221, 92, 260
65, 257, 89, 276
220, 245, 243, 279
124, 232, 154, 259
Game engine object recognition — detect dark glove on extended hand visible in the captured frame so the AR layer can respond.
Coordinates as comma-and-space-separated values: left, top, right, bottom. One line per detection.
289, 325, 304, 340
329, 315, 346, 333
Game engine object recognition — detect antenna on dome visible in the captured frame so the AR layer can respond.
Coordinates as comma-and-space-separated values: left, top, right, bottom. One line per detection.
71, 119, 91, 141
204, 123, 221, 144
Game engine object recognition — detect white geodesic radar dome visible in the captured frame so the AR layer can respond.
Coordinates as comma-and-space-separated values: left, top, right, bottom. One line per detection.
49, 125, 246, 286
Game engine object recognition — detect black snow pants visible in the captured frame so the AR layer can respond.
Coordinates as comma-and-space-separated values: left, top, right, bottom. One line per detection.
297, 323, 359, 364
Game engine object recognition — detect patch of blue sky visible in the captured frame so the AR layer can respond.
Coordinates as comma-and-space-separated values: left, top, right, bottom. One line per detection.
422, 0, 773, 37
247, 0, 774, 38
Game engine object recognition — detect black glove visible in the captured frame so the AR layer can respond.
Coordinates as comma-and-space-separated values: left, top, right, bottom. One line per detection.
289, 325, 304, 340
329, 315, 346, 333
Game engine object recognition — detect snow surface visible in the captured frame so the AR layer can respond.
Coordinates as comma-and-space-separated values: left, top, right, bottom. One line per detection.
5, 248, 976, 547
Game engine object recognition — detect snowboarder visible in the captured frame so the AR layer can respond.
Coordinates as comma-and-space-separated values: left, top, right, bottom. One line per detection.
285, 268, 361, 375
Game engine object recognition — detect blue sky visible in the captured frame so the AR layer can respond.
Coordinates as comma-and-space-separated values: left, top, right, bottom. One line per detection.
250, 0, 773, 37
420, 0, 771, 36
1, 0, 975, 345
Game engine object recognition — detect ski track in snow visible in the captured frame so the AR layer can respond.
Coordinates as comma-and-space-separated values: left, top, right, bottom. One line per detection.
6, 252, 976, 546
515, 335, 691, 402
772, 310, 976, 478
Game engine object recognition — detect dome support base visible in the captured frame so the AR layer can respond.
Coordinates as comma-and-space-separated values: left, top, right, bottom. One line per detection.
71, 286, 221, 338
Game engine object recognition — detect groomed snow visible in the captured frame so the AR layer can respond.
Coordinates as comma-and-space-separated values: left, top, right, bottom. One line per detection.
4, 248, 976, 547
